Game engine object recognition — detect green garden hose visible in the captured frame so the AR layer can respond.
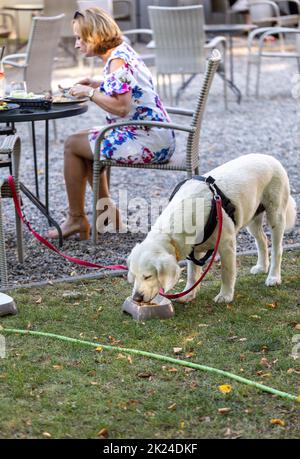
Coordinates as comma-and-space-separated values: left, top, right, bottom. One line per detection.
2, 327, 300, 403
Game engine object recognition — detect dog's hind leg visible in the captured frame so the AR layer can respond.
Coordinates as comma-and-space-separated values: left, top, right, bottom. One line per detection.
265, 210, 285, 286
176, 259, 202, 303
247, 213, 269, 275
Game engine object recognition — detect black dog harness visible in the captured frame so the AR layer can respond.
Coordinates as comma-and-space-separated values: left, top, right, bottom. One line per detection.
169, 175, 236, 266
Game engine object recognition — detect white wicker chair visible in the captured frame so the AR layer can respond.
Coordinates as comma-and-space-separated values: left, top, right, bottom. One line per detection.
2, 14, 65, 94
147, 5, 227, 106
249, 0, 300, 27
0, 135, 23, 289
246, 25, 300, 97
91, 50, 221, 243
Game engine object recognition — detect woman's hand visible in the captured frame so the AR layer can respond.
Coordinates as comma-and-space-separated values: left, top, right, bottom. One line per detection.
69, 84, 92, 99
75, 77, 101, 88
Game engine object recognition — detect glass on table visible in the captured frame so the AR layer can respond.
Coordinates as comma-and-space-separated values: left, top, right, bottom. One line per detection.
10, 81, 27, 98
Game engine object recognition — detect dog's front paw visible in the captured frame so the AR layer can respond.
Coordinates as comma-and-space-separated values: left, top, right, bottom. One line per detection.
214, 291, 234, 303
250, 264, 268, 275
265, 275, 281, 286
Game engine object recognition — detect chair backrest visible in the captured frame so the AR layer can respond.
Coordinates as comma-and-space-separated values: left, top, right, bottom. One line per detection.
77, 0, 113, 14
248, 0, 275, 23
148, 5, 206, 75
43, 0, 77, 39
186, 49, 220, 172
24, 15, 65, 93
113, 0, 136, 29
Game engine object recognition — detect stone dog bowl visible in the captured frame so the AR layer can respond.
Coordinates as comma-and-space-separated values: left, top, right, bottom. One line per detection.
0, 292, 18, 317
122, 295, 174, 321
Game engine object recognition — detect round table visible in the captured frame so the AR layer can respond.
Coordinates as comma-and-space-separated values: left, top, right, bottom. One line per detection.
0, 102, 88, 244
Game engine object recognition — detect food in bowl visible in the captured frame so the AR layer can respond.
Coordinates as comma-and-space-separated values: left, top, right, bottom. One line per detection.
0, 101, 8, 110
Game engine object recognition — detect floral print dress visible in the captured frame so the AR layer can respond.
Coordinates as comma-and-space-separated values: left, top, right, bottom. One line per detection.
88, 42, 176, 164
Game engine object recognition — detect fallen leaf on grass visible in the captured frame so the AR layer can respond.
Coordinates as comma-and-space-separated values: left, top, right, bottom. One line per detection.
295, 324, 300, 330
95, 346, 103, 353
184, 337, 195, 343
266, 302, 277, 309
250, 315, 261, 320
35, 297, 42, 304
270, 419, 285, 426
218, 407, 231, 414
184, 368, 195, 374
97, 428, 109, 439
218, 384, 232, 394
167, 367, 178, 373
173, 347, 183, 354
52, 365, 63, 370
90, 381, 99, 386
116, 353, 127, 360
168, 403, 177, 411
127, 356, 133, 365
137, 372, 152, 379
260, 357, 271, 368
42, 432, 52, 438
185, 352, 195, 358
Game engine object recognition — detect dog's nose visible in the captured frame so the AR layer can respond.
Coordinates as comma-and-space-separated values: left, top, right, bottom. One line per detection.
133, 291, 144, 303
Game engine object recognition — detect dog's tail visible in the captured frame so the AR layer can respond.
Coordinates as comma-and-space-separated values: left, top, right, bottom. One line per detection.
285, 195, 297, 231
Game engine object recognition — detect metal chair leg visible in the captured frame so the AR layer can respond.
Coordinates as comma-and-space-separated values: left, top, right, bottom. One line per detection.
0, 192, 8, 289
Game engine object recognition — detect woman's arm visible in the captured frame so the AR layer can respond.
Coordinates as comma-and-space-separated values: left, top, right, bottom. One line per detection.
70, 59, 132, 118
75, 77, 101, 88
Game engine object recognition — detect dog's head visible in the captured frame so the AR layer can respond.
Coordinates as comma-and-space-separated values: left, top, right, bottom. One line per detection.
127, 241, 181, 303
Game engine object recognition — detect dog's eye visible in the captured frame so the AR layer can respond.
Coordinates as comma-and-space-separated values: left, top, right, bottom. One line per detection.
143, 275, 152, 280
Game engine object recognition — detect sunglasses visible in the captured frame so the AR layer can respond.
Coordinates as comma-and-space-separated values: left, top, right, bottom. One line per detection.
73, 10, 84, 20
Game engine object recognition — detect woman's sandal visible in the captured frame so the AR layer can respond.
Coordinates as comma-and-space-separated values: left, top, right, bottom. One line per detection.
47, 212, 91, 240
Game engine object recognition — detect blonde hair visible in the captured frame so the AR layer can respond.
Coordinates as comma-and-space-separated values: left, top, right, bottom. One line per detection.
73, 7, 123, 55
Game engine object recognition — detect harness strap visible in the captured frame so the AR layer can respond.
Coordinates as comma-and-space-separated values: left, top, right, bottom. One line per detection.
169, 175, 236, 267
187, 249, 214, 267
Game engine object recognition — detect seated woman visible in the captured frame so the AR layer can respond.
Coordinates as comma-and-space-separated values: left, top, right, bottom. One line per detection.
49, 7, 175, 240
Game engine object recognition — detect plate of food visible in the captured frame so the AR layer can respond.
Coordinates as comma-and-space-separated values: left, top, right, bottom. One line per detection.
0, 101, 20, 111
6, 93, 47, 103
52, 95, 89, 104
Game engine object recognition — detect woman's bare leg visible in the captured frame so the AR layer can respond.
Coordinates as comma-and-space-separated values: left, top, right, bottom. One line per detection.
48, 130, 101, 238
49, 130, 122, 238
85, 161, 124, 232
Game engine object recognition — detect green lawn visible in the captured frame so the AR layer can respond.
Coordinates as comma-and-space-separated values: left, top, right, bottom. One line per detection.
1, 251, 300, 439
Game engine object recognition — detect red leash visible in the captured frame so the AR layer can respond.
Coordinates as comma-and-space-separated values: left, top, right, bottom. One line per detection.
7, 176, 222, 298
7, 176, 127, 271
160, 195, 223, 300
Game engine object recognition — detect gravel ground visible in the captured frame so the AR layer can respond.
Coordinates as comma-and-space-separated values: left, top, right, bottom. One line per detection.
1, 39, 299, 286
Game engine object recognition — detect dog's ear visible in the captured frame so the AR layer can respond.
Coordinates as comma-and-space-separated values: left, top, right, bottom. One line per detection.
156, 255, 181, 293
127, 243, 140, 284
126, 254, 135, 284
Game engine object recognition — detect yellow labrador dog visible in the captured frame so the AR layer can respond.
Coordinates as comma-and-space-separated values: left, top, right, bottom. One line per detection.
127, 154, 296, 304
